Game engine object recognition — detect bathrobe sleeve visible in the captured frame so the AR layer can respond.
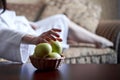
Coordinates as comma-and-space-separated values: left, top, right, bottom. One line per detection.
0, 28, 30, 63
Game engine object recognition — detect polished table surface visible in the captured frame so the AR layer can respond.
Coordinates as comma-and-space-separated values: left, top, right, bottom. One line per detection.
0, 62, 120, 80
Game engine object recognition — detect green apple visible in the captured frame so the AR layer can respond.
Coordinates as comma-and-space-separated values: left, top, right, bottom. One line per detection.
34, 43, 52, 58
50, 40, 63, 54
47, 52, 61, 59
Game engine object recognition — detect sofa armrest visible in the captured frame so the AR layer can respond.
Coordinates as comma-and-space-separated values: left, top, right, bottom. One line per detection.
96, 20, 120, 62
96, 20, 120, 48
116, 32, 120, 63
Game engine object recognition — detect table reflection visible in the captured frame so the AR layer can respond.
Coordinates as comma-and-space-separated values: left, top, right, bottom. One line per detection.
33, 70, 61, 80
21, 63, 69, 80
0, 62, 22, 80
0, 62, 69, 80
0, 62, 36, 80
20, 63, 36, 80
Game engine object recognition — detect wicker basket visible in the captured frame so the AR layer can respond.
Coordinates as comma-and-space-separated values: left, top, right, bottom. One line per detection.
29, 55, 65, 71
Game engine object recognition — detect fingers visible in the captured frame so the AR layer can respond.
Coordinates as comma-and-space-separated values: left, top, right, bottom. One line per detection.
49, 28, 63, 41
56, 37, 62, 42
52, 28, 62, 32
37, 28, 62, 44
48, 29, 60, 37
47, 35, 56, 41
47, 28, 62, 37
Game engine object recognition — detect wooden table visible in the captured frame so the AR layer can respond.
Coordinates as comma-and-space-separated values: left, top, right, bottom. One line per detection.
0, 62, 120, 80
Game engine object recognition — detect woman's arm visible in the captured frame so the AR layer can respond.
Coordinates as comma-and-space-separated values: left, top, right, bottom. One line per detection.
0, 28, 62, 63
21, 34, 37, 44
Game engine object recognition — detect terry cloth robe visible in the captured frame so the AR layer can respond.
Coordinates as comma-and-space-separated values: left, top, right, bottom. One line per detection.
0, 9, 69, 63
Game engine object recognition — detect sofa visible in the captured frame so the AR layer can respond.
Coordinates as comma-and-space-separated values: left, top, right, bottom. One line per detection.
4, 0, 120, 64
64, 20, 120, 64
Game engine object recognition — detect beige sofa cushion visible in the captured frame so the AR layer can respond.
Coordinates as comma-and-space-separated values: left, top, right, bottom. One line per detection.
63, 47, 115, 58
63, 46, 117, 64
40, 0, 102, 33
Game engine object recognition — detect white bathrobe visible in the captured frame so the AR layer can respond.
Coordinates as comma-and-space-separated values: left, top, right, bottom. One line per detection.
0, 9, 69, 63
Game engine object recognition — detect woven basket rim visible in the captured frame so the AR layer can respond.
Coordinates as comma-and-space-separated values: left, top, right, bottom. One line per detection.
29, 55, 65, 60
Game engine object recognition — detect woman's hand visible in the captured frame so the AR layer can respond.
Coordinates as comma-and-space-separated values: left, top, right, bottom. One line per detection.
34, 28, 62, 44
22, 28, 62, 45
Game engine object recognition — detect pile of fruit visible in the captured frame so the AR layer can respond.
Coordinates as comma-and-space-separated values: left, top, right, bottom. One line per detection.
33, 40, 63, 59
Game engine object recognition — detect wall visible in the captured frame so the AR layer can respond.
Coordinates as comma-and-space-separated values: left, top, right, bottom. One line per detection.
89, 0, 119, 20
118, 0, 120, 19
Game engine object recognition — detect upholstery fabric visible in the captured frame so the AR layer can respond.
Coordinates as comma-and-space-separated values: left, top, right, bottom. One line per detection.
63, 47, 117, 64
40, 0, 102, 33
